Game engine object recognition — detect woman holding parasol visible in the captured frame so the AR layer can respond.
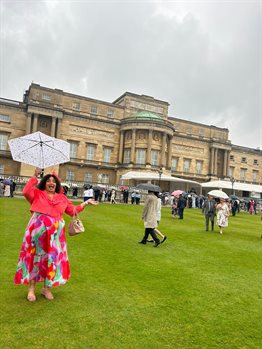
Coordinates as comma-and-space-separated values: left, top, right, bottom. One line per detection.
14, 168, 98, 302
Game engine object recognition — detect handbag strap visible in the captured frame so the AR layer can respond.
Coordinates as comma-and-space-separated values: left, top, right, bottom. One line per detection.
72, 208, 81, 220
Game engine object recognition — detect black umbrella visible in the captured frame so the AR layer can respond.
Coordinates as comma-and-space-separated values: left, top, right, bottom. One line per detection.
93, 185, 102, 191
136, 183, 161, 192
229, 195, 239, 200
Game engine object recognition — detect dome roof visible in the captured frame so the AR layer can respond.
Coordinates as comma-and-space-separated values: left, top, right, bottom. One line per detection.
130, 111, 162, 120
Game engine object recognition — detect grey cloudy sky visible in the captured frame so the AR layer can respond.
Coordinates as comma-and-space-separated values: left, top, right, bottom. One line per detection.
0, 0, 261, 149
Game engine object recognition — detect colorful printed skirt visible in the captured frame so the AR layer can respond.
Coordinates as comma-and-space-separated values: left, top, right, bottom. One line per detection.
14, 212, 70, 287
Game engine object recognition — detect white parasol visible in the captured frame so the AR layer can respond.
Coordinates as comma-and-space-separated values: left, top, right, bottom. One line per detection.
207, 189, 229, 199
8, 131, 70, 169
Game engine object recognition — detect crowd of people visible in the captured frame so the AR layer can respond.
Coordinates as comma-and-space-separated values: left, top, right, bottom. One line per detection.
4, 177, 258, 215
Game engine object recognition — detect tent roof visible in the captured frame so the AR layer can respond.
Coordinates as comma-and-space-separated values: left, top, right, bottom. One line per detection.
121, 173, 262, 193
121, 171, 201, 186
201, 180, 262, 193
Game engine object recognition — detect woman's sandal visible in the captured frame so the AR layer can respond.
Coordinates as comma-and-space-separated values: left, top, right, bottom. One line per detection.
27, 287, 36, 302
41, 288, 54, 300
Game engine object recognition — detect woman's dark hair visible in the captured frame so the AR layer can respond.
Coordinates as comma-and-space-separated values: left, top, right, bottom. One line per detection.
37, 174, 62, 193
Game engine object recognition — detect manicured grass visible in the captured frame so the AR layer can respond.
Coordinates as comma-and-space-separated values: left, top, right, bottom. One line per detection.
0, 198, 261, 349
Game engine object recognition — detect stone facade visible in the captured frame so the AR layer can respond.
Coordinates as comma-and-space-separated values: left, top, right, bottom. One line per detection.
0, 83, 261, 189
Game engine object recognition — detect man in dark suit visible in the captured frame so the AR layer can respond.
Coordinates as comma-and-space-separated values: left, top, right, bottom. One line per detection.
177, 194, 187, 219
202, 195, 216, 231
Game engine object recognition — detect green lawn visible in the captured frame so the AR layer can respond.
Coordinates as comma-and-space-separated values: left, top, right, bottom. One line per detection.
0, 198, 261, 349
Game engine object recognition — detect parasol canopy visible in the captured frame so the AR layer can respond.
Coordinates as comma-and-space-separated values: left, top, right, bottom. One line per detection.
8, 131, 70, 169
3, 178, 13, 185
171, 190, 184, 197
61, 183, 70, 188
207, 189, 229, 199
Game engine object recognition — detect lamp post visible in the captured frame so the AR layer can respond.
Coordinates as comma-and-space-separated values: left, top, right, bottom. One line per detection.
158, 167, 163, 186
230, 176, 235, 195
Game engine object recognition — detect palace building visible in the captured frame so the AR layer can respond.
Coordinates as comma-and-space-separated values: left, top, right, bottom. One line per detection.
0, 83, 261, 192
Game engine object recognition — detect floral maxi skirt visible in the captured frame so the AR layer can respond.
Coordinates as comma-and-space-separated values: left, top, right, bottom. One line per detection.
14, 212, 70, 287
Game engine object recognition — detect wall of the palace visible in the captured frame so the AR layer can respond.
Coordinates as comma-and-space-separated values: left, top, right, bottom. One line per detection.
0, 84, 261, 188
229, 146, 261, 183
170, 117, 229, 141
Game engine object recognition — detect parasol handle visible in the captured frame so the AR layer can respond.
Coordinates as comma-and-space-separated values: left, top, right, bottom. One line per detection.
34, 168, 43, 178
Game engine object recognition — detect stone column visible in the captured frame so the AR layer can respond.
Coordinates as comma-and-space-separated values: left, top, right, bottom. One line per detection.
56, 118, 62, 138
51, 117, 56, 137
214, 148, 218, 176
26, 113, 32, 134
227, 151, 230, 176
131, 129, 136, 163
210, 147, 215, 174
118, 131, 124, 163
146, 129, 153, 165
161, 133, 166, 167
167, 135, 173, 169
32, 113, 39, 132
223, 150, 228, 177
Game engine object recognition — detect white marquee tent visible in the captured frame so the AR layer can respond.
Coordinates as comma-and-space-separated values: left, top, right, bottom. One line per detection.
120, 172, 262, 196
201, 180, 262, 194
120, 171, 201, 191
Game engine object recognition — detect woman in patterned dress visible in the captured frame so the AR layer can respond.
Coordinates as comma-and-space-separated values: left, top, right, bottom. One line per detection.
14, 168, 98, 302
216, 198, 230, 235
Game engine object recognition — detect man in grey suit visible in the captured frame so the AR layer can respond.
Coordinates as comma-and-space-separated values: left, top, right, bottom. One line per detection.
202, 195, 216, 231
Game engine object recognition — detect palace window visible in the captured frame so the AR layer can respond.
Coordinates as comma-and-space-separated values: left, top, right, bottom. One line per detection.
229, 167, 234, 178
91, 105, 97, 114
69, 142, 78, 159
171, 158, 178, 171
86, 144, 96, 160
252, 171, 258, 183
0, 114, 10, 122
229, 155, 234, 161
98, 173, 109, 184
107, 109, 114, 118
84, 173, 92, 183
103, 147, 112, 163
72, 102, 80, 111
0, 134, 8, 150
241, 157, 247, 163
199, 129, 204, 137
123, 149, 131, 163
0, 164, 4, 174
240, 168, 246, 181
40, 120, 48, 128
151, 150, 159, 166
66, 170, 75, 181
183, 159, 191, 173
42, 94, 51, 102
136, 149, 145, 165
254, 159, 258, 165
196, 160, 203, 175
